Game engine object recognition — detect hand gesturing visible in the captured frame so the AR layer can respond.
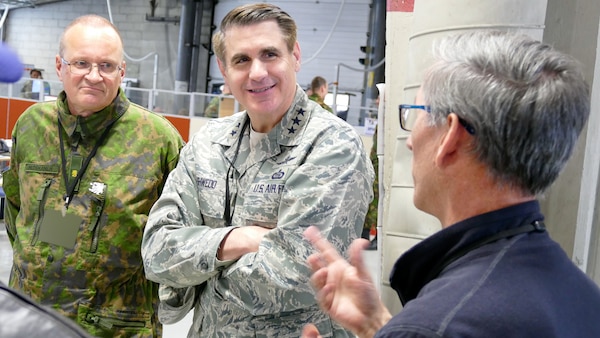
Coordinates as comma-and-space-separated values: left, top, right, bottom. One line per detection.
303, 226, 391, 338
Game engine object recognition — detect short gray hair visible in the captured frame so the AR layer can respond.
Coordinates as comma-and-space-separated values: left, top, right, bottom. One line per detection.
422, 30, 589, 195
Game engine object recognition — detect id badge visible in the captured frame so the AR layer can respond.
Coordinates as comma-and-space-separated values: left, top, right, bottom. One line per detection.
38, 209, 83, 249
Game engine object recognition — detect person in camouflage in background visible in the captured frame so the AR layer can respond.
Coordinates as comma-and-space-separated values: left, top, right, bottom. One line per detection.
2, 14, 184, 337
141, 3, 374, 337
362, 92, 381, 250
362, 125, 379, 250
308, 76, 333, 113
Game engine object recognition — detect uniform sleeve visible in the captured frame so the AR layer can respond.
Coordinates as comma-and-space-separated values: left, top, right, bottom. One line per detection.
3, 130, 21, 243
221, 125, 375, 314
141, 135, 234, 288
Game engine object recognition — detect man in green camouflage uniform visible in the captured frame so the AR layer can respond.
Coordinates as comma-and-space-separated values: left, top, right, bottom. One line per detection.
2, 15, 184, 337
308, 76, 333, 113
141, 3, 374, 337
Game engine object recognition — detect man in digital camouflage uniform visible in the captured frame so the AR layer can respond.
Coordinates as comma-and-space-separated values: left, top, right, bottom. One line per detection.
141, 3, 374, 337
3, 15, 184, 337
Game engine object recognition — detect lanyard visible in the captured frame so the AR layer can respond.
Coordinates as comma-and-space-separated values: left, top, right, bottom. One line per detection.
58, 117, 115, 214
224, 118, 249, 226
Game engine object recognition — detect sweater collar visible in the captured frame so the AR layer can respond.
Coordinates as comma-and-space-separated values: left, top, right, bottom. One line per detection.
390, 200, 544, 304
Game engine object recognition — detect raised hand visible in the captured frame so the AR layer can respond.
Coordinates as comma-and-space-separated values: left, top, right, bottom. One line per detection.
304, 226, 391, 338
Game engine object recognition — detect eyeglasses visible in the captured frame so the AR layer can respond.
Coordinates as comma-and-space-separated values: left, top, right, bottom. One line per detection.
399, 104, 430, 132
399, 104, 475, 135
61, 57, 122, 77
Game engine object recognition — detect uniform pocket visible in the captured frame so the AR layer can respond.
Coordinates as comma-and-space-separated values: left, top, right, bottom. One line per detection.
196, 174, 227, 227
241, 179, 285, 227
77, 302, 153, 338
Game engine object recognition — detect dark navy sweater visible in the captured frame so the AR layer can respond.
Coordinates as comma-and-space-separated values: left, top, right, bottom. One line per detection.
377, 201, 600, 337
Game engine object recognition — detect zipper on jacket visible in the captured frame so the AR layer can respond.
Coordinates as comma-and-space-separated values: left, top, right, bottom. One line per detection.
85, 313, 146, 330
88, 194, 105, 253
30, 178, 54, 245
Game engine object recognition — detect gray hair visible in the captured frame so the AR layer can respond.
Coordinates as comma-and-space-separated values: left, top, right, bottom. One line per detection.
422, 30, 589, 195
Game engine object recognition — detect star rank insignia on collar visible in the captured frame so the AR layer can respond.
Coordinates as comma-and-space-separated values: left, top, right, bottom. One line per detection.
230, 121, 242, 137
286, 107, 306, 135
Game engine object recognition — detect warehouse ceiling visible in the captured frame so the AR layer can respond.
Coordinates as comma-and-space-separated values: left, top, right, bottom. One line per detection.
0, 0, 66, 10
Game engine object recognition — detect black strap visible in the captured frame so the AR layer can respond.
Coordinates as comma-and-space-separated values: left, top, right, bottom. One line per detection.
423, 220, 546, 285
59, 118, 116, 211
224, 119, 249, 226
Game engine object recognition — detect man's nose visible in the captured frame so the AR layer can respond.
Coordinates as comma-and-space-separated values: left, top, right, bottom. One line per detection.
85, 64, 103, 81
249, 60, 268, 80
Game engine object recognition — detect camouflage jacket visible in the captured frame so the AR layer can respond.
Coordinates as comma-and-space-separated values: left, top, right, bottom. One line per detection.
308, 93, 333, 113
203, 96, 220, 118
142, 85, 374, 337
3, 89, 184, 337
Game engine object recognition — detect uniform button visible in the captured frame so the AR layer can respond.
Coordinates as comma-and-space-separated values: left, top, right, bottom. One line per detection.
47, 255, 54, 262
200, 262, 208, 270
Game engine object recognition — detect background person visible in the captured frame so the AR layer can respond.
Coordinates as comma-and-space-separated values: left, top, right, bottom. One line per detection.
21, 68, 51, 100
141, 3, 374, 337
302, 30, 600, 338
3, 14, 184, 337
203, 83, 231, 118
361, 94, 380, 251
308, 75, 333, 113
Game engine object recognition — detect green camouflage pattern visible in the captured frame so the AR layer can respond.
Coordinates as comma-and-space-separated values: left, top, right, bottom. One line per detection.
142, 85, 374, 337
203, 96, 220, 118
3, 88, 184, 337
308, 93, 333, 113
363, 127, 379, 231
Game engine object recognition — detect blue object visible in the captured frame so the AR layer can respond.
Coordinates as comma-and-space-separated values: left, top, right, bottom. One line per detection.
0, 43, 23, 83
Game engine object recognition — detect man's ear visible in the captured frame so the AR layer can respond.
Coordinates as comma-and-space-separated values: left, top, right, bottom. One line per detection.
217, 58, 227, 79
120, 61, 126, 78
55, 55, 63, 80
435, 113, 464, 167
293, 41, 301, 72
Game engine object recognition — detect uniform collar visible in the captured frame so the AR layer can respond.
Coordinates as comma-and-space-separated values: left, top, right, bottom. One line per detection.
57, 88, 128, 140
213, 84, 313, 148
390, 200, 544, 305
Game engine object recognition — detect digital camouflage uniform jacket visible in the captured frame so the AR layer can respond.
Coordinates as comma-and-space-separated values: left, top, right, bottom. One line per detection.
3, 89, 184, 337
142, 85, 374, 337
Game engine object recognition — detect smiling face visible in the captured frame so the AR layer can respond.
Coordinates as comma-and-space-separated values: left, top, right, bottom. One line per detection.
218, 20, 301, 132
56, 23, 125, 117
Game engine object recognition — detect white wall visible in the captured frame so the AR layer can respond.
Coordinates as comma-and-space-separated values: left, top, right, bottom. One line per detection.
3, 0, 182, 90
